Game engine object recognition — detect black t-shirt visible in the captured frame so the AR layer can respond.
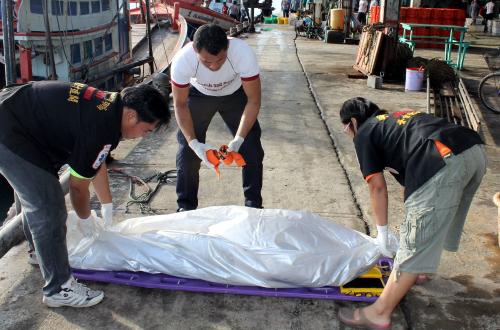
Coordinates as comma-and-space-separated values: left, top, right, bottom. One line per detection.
354, 110, 483, 200
0, 81, 123, 178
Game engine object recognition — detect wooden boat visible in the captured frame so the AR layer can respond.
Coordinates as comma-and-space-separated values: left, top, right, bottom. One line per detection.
0, 0, 188, 90
130, 0, 239, 38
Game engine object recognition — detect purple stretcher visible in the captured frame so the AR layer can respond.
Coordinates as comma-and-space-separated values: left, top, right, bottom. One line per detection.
73, 258, 392, 303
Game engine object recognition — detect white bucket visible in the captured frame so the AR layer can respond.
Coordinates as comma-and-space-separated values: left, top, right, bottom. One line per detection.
405, 67, 424, 91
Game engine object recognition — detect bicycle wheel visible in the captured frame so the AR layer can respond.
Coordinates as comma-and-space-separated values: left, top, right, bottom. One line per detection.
478, 72, 500, 114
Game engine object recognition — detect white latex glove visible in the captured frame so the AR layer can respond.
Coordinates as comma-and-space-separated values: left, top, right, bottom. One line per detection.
77, 214, 97, 238
189, 139, 216, 170
227, 135, 244, 152
101, 203, 113, 227
376, 225, 394, 258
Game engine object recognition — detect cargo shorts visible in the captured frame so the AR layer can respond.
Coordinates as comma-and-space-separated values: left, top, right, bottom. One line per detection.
394, 144, 487, 275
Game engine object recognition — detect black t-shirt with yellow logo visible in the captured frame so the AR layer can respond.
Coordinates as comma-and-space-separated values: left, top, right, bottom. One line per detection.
0, 81, 122, 179
354, 111, 483, 200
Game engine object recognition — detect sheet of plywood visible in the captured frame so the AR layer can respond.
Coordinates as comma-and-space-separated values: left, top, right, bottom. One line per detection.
354, 31, 384, 76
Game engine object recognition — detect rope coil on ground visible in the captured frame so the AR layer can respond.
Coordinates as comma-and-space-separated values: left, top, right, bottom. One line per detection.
109, 169, 177, 214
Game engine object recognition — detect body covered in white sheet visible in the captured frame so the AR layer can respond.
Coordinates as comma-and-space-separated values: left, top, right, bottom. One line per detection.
67, 206, 397, 288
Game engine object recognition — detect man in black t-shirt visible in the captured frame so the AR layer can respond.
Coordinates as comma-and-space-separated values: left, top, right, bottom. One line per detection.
337, 97, 485, 329
0, 81, 170, 308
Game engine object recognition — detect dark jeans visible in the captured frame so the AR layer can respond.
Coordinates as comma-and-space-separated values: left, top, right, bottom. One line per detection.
358, 12, 367, 25
283, 9, 290, 18
0, 143, 70, 296
484, 13, 494, 31
176, 88, 264, 210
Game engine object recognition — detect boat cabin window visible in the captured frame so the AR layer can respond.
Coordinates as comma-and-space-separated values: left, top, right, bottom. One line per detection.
101, 0, 110, 11
80, 1, 90, 15
83, 40, 93, 60
30, 0, 43, 14
105, 33, 112, 51
91, 0, 100, 13
68, 1, 77, 15
94, 37, 103, 56
51, 0, 64, 15
70, 44, 81, 64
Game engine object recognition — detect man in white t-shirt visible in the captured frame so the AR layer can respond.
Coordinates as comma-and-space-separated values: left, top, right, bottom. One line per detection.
484, 0, 495, 32
357, 0, 368, 25
171, 24, 264, 211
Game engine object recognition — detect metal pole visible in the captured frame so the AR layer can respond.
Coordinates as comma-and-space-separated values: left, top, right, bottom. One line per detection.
0, 170, 70, 259
144, 0, 155, 74
2, 0, 17, 85
42, 0, 57, 80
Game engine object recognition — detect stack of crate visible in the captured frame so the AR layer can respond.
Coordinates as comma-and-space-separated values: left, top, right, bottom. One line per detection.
370, 6, 467, 49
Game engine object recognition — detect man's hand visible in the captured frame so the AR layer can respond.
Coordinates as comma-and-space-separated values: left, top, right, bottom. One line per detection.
189, 139, 216, 170
101, 203, 113, 227
227, 135, 244, 152
375, 224, 394, 258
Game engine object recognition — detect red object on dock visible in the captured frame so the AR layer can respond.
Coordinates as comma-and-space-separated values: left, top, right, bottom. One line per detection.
173, 2, 180, 30
19, 46, 32, 83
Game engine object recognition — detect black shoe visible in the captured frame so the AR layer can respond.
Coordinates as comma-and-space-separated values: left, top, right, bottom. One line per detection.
177, 208, 188, 212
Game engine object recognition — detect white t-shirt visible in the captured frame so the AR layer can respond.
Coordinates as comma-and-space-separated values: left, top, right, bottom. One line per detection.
171, 38, 260, 96
486, 2, 495, 14
358, 0, 368, 13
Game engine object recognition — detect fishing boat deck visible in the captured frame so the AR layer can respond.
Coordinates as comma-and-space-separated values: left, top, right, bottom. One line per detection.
132, 23, 185, 76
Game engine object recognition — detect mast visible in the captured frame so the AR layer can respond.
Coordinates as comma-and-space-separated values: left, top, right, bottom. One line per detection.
42, 0, 57, 79
144, 0, 154, 74
2, 0, 16, 85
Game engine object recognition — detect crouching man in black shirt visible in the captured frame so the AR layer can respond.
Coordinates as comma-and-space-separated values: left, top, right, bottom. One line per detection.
337, 97, 485, 329
0, 81, 170, 308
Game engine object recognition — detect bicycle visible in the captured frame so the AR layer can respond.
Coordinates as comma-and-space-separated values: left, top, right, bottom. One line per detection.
294, 11, 324, 41
478, 49, 500, 114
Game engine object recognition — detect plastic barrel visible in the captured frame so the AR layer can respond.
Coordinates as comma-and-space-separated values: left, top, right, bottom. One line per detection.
370, 6, 376, 23
330, 9, 344, 30
405, 68, 424, 91
370, 6, 380, 23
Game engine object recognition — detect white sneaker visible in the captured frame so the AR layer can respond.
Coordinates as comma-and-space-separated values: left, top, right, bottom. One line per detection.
42, 276, 104, 308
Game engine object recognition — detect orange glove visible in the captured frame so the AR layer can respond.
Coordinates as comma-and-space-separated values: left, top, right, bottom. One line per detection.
206, 149, 221, 178
205, 146, 247, 179
219, 145, 246, 167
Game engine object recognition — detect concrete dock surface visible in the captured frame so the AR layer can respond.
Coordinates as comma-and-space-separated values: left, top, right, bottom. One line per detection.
0, 25, 499, 329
